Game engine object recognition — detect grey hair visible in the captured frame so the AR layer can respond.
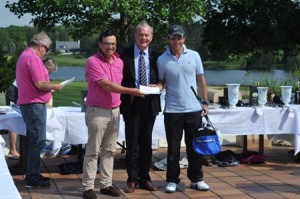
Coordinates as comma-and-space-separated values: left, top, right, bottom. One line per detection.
29, 32, 52, 49
43, 57, 58, 74
134, 20, 153, 35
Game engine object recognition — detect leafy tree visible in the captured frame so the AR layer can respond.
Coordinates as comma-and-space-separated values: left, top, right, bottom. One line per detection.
202, 0, 300, 64
184, 22, 203, 52
0, 43, 23, 92
0, 26, 37, 54
0, 42, 12, 92
0, 43, 8, 67
5, 0, 205, 48
80, 34, 99, 56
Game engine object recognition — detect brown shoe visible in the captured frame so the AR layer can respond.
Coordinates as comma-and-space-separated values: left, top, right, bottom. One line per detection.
124, 182, 138, 193
139, 181, 158, 191
201, 158, 213, 166
100, 186, 120, 197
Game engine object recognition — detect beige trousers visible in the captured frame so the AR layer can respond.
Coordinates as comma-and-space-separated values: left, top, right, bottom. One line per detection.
82, 106, 120, 190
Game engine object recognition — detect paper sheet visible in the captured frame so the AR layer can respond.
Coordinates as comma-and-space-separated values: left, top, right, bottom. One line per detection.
139, 85, 160, 94
0, 107, 13, 114
60, 77, 75, 87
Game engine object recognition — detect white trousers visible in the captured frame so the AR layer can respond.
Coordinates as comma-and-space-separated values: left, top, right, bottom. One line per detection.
82, 106, 120, 190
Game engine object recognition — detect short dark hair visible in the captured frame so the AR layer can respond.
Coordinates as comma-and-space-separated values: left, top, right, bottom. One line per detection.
134, 20, 153, 35
98, 30, 116, 42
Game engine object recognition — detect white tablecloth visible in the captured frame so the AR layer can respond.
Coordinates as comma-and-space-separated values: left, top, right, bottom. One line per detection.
0, 108, 26, 136
208, 106, 300, 155
53, 107, 165, 144
209, 106, 298, 135
0, 135, 22, 199
1, 105, 300, 155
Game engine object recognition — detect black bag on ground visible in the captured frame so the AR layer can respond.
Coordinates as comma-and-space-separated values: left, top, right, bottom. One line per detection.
213, 150, 240, 167
57, 162, 83, 174
193, 115, 221, 156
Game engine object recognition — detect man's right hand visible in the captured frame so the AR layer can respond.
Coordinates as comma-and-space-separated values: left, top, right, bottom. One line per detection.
132, 88, 145, 97
54, 84, 64, 92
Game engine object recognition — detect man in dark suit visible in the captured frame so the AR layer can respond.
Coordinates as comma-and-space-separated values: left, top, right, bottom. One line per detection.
120, 20, 161, 193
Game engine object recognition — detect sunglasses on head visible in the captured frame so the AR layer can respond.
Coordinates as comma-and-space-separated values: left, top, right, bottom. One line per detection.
169, 35, 183, 40
42, 45, 49, 53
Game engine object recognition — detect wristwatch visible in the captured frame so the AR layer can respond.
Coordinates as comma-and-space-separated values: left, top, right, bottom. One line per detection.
201, 100, 209, 105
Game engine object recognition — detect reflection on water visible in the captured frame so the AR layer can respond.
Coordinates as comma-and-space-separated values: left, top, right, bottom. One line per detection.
50, 66, 86, 82
205, 70, 297, 85
50, 66, 297, 85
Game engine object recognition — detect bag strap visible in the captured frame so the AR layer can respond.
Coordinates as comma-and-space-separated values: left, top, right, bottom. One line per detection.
190, 86, 203, 103
202, 115, 215, 130
190, 86, 217, 131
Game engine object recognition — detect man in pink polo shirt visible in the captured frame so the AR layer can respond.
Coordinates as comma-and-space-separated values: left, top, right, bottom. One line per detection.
82, 30, 144, 199
16, 32, 63, 189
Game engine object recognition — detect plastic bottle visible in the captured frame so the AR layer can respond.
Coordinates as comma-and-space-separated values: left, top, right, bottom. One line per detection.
294, 83, 300, 104
267, 89, 274, 103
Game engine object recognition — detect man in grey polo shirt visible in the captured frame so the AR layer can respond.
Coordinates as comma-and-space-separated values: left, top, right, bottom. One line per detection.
156, 25, 210, 193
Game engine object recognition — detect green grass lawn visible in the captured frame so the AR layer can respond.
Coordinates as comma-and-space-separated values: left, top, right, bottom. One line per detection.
52, 81, 87, 107
46, 54, 87, 66
51, 81, 251, 107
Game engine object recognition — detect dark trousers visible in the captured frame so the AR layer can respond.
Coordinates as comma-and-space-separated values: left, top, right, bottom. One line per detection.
164, 111, 204, 184
20, 103, 47, 182
123, 96, 156, 183
5, 85, 18, 105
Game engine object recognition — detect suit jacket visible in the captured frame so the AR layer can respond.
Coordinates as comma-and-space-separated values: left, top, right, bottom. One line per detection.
120, 46, 161, 116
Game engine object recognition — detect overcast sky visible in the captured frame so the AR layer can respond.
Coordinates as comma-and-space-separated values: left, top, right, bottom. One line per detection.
0, 0, 33, 27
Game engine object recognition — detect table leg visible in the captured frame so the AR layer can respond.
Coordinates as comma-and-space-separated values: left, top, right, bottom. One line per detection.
259, 134, 264, 153
77, 144, 83, 162
242, 135, 248, 152
19, 135, 27, 174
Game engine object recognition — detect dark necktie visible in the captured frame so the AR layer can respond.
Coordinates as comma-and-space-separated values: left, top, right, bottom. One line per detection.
139, 51, 147, 86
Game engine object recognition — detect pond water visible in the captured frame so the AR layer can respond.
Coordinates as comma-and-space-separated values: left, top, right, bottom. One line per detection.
50, 66, 298, 86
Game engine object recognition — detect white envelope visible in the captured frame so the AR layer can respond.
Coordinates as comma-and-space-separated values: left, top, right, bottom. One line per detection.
140, 85, 160, 94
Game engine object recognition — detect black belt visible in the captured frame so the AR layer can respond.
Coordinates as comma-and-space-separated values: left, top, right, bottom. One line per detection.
90, 105, 119, 110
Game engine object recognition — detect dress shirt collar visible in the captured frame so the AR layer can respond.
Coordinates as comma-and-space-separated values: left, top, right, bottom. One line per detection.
134, 44, 149, 58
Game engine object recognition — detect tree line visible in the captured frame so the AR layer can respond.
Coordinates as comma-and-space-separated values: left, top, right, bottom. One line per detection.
2, 0, 300, 91
5, 0, 300, 62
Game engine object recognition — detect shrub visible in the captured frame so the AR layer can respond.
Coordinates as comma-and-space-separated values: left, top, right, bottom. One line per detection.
245, 52, 276, 70
286, 55, 300, 72
203, 61, 226, 70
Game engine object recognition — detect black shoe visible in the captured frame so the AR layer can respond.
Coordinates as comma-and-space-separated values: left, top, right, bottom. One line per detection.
83, 189, 97, 199
295, 152, 300, 163
139, 181, 158, 191
39, 174, 51, 182
100, 186, 121, 197
25, 179, 51, 189
288, 149, 295, 154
